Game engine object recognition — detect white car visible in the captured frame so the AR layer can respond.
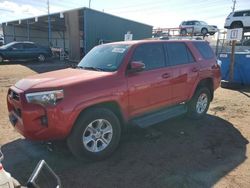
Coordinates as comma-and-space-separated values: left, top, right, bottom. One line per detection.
179, 20, 218, 36
224, 10, 250, 31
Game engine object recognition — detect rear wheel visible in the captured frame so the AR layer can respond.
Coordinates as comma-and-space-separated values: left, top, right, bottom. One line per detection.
38, 54, 46, 62
187, 87, 211, 119
67, 108, 121, 160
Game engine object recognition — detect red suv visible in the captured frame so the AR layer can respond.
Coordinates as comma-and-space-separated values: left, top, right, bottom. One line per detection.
7, 40, 221, 160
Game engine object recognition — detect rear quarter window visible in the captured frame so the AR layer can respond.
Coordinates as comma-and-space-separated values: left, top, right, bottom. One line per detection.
193, 42, 214, 60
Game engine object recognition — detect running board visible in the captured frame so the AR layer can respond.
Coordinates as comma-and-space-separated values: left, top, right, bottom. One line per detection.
131, 104, 187, 128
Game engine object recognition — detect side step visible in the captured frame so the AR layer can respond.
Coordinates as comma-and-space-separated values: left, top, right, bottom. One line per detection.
131, 104, 187, 128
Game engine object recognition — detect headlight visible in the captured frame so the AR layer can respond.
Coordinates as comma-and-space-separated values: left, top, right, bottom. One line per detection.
25, 90, 64, 106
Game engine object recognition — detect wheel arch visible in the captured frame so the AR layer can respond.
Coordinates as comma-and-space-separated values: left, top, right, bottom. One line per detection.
71, 101, 126, 135
192, 78, 214, 101
230, 21, 243, 28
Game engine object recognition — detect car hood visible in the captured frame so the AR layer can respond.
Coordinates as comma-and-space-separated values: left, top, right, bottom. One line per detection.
15, 68, 114, 91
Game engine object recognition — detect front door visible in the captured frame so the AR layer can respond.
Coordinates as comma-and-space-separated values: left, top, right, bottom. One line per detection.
6, 43, 24, 60
127, 43, 173, 117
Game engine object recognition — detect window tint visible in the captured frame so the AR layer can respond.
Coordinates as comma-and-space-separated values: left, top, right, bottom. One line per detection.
233, 11, 245, 17
23, 43, 36, 49
243, 11, 250, 16
11, 43, 23, 50
78, 44, 130, 72
193, 42, 214, 60
166, 42, 194, 66
131, 43, 165, 70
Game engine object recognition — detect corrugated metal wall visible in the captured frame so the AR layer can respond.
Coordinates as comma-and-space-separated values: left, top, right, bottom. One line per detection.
84, 8, 152, 53
3, 24, 68, 48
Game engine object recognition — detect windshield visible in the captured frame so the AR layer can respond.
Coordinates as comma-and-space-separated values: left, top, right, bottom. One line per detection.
0, 42, 15, 49
78, 44, 130, 72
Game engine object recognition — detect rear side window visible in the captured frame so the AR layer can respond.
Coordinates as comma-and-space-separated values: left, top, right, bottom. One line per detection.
166, 42, 194, 66
193, 42, 214, 60
23, 43, 36, 49
131, 43, 165, 71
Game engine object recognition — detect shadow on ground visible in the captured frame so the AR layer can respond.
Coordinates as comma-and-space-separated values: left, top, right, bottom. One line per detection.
0, 59, 72, 73
2, 115, 248, 188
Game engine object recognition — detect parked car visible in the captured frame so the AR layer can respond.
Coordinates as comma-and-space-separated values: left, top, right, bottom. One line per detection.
0, 41, 52, 63
7, 40, 221, 160
224, 9, 250, 31
179, 20, 218, 36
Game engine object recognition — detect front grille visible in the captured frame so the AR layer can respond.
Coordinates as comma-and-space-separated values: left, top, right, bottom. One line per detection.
9, 90, 20, 101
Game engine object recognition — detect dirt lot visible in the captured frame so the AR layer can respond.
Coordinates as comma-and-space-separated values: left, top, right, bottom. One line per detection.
0, 62, 250, 188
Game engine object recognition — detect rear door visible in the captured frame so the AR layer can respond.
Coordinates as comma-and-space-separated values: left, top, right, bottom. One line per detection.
127, 43, 173, 117
23, 43, 39, 59
165, 42, 200, 104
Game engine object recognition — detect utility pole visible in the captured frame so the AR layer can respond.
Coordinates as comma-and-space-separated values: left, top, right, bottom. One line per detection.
89, 0, 91, 8
47, 0, 52, 46
232, 0, 236, 12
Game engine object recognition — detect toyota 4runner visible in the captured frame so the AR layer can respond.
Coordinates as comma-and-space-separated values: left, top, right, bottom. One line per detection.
7, 40, 221, 160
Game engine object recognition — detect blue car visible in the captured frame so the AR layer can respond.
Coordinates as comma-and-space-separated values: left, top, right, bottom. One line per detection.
0, 41, 52, 63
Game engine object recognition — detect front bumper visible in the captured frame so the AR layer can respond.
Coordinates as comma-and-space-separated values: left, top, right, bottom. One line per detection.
7, 86, 74, 141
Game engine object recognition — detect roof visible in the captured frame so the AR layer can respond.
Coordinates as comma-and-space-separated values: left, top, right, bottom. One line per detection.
105, 39, 206, 46
2, 7, 152, 28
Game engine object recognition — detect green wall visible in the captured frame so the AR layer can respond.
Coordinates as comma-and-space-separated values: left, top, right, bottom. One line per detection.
83, 8, 152, 54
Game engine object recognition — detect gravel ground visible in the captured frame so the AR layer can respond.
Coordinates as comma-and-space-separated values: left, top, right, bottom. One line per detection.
0, 61, 249, 188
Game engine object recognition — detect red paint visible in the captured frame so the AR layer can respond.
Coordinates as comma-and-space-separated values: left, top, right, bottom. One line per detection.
7, 40, 221, 141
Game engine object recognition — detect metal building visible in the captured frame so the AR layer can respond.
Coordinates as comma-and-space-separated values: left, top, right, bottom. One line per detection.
2, 7, 152, 61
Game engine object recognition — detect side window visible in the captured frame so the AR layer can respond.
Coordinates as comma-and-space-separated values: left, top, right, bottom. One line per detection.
233, 11, 244, 17
11, 43, 23, 50
131, 43, 165, 71
23, 43, 36, 49
243, 11, 250, 16
193, 42, 214, 60
166, 42, 194, 66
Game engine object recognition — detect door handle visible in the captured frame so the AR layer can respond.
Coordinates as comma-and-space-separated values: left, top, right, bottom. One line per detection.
162, 73, 171, 79
192, 67, 199, 72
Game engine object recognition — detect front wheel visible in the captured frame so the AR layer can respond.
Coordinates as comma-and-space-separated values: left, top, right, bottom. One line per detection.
67, 108, 121, 160
180, 29, 187, 35
201, 28, 208, 36
187, 87, 211, 119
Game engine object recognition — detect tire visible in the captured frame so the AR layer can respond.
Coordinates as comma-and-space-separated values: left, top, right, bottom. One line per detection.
209, 32, 215, 35
67, 108, 121, 160
0, 55, 3, 63
38, 54, 46, 62
201, 28, 208, 36
180, 29, 187, 35
187, 87, 211, 119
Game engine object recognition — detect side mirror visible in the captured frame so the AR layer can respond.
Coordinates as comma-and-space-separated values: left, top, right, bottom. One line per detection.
129, 61, 145, 73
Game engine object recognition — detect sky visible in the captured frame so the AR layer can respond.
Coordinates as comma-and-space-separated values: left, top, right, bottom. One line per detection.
0, 0, 249, 29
